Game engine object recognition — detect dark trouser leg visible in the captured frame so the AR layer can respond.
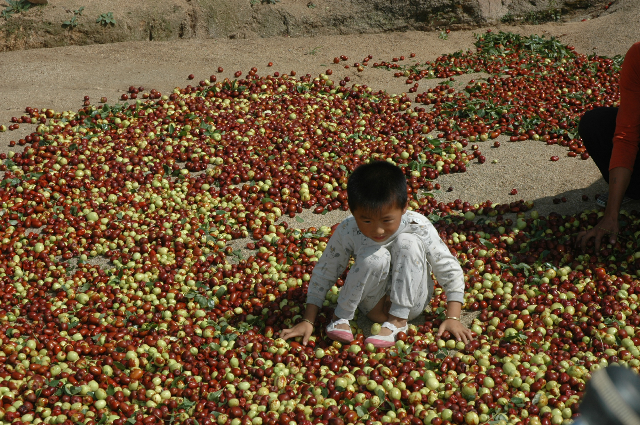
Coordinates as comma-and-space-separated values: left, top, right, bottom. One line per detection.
578, 107, 640, 199
579, 107, 618, 184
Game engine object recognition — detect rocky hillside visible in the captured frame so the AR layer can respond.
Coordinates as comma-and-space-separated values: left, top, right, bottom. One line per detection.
0, 0, 611, 51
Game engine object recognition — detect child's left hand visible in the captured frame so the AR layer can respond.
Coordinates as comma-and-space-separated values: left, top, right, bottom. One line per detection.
438, 318, 474, 344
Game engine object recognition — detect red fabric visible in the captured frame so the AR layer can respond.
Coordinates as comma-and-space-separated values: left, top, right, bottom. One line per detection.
610, 42, 640, 171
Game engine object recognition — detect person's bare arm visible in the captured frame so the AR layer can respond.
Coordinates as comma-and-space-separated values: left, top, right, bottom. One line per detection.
576, 167, 632, 251
279, 304, 320, 345
437, 301, 473, 343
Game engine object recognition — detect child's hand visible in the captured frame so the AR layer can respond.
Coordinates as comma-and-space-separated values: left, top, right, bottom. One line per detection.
279, 321, 314, 345
438, 319, 474, 344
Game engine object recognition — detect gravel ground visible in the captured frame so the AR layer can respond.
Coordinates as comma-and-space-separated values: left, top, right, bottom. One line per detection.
0, 0, 639, 331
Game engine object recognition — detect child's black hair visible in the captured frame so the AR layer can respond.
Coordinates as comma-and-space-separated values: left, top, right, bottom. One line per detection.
347, 160, 407, 213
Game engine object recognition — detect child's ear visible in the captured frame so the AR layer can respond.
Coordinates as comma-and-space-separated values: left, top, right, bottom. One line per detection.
402, 201, 408, 214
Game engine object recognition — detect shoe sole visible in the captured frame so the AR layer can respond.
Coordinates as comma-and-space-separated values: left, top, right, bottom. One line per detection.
363, 337, 396, 348
326, 330, 354, 343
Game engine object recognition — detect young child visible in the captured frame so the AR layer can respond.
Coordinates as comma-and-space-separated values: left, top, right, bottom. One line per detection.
280, 160, 473, 348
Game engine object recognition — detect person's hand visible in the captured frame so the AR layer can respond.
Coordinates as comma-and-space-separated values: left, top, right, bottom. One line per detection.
438, 319, 473, 344
575, 215, 619, 252
279, 321, 314, 345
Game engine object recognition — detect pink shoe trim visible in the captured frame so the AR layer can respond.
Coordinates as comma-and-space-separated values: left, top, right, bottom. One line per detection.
326, 330, 355, 343
363, 337, 395, 348
326, 318, 354, 343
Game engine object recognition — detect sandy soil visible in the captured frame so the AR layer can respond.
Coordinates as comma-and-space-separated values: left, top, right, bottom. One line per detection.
0, 1, 639, 225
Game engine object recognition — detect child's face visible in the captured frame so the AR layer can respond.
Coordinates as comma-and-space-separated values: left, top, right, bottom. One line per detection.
352, 203, 407, 243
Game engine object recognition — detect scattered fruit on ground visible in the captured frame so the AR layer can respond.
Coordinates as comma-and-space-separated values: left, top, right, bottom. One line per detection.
0, 32, 634, 425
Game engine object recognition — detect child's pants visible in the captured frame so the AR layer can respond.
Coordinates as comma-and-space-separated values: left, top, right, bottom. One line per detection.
334, 233, 433, 321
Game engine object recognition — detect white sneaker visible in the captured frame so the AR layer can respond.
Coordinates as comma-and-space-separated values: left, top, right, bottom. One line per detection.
364, 322, 408, 348
325, 318, 354, 343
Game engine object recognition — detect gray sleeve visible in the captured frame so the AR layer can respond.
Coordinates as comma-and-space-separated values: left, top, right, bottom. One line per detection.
419, 217, 465, 304
306, 219, 354, 307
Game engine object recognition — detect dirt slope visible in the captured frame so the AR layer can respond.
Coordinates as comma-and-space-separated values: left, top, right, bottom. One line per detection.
0, 0, 612, 51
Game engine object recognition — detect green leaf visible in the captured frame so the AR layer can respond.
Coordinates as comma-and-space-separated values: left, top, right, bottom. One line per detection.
494, 413, 509, 422
207, 389, 223, 402
539, 250, 550, 260
215, 287, 226, 298
427, 213, 442, 223
479, 238, 495, 249
509, 262, 531, 276
375, 387, 386, 401
356, 406, 367, 417
178, 399, 197, 411
196, 295, 210, 309
114, 361, 126, 371
171, 375, 186, 388
511, 396, 525, 407
141, 322, 158, 331
531, 393, 541, 405
321, 387, 329, 398
107, 385, 115, 396
65, 385, 82, 395
295, 216, 305, 223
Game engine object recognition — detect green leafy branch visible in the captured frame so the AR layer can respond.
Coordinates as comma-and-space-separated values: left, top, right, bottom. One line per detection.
96, 12, 116, 26
63, 6, 84, 29
1, 0, 32, 19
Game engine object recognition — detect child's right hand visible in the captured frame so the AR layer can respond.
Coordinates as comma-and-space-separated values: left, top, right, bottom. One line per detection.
279, 321, 314, 345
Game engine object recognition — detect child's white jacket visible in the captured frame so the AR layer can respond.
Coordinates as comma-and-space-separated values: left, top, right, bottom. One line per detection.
306, 210, 465, 308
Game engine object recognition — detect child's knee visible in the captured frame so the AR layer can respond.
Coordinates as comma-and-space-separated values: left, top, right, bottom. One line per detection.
357, 246, 391, 274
